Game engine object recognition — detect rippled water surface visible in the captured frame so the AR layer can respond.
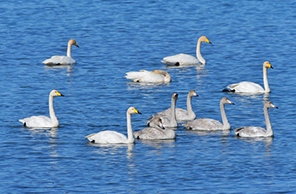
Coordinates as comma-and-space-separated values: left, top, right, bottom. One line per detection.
1, 0, 296, 193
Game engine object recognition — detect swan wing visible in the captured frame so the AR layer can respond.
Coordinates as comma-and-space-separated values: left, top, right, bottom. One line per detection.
125, 71, 164, 83
226, 81, 264, 93
162, 54, 200, 66
234, 126, 267, 137
85, 130, 128, 144
158, 108, 195, 122
43, 56, 76, 65
19, 115, 53, 128
182, 118, 223, 130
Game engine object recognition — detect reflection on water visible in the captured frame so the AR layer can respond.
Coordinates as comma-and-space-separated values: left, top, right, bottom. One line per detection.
44, 64, 74, 77
186, 129, 231, 136
126, 82, 170, 90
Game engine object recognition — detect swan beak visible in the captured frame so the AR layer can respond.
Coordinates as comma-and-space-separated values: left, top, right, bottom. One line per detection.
134, 109, 142, 114
75, 43, 79, 48
56, 91, 64, 96
228, 100, 235, 105
206, 39, 212, 45
267, 62, 273, 69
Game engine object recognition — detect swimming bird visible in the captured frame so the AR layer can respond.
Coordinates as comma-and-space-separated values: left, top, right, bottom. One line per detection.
161, 36, 212, 66
19, 90, 64, 128
147, 93, 178, 128
182, 97, 234, 130
157, 90, 198, 122
134, 115, 176, 140
233, 101, 278, 137
125, 70, 171, 83
85, 107, 141, 144
223, 61, 273, 93
42, 39, 79, 66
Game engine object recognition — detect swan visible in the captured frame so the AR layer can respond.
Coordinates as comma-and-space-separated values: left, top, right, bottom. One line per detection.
147, 93, 178, 128
182, 97, 234, 130
85, 107, 141, 144
157, 90, 198, 122
223, 61, 273, 93
19, 90, 64, 128
125, 70, 171, 83
233, 101, 278, 137
161, 36, 212, 66
42, 39, 79, 66
134, 115, 176, 140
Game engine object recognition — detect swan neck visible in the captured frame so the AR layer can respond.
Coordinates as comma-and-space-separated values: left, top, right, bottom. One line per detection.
49, 95, 59, 127
263, 66, 270, 92
186, 94, 194, 116
196, 39, 205, 64
264, 107, 273, 136
67, 41, 72, 57
126, 112, 134, 143
170, 98, 177, 125
220, 101, 230, 129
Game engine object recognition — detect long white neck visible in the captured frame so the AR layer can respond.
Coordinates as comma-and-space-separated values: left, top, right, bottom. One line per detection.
67, 42, 72, 57
264, 107, 273, 136
263, 66, 270, 92
186, 94, 196, 118
220, 101, 230, 130
196, 39, 205, 64
49, 95, 59, 127
170, 98, 177, 126
126, 112, 134, 143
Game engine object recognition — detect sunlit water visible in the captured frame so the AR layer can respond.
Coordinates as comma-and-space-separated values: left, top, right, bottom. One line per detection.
1, 0, 296, 193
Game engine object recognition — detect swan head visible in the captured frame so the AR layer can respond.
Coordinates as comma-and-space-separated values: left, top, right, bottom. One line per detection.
149, 115, 165, 129
189, 90, 198, 97
69, 39, 79, 48
153, 70, 168, 75
221, 97, 235, 105
264, 101, 278, 109
50, 90, 64, 97
172, 93, 178, 101
199, 36, 212, 44
127, 107, 142, 115
263, 61, 273, 69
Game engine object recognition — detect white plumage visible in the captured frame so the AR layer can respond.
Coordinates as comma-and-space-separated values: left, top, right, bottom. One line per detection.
42, 39, 79, 66
125, 70, 171, 83
19, 90, 64, 128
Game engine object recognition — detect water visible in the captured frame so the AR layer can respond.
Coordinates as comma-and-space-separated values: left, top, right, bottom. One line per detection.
1, 0, 296, 193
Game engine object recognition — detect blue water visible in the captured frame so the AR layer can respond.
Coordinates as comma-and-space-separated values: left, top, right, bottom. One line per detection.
1, 0, 296, 193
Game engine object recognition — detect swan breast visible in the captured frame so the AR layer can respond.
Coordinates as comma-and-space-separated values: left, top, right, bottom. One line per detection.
226, 81, 264, 93
183, 118, 223, 130
162, 54, 200, 66
85, 131, 128, 144
234, 127, 267, 137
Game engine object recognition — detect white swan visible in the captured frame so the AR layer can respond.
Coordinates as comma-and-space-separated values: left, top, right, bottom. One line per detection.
147, 93, 178, 128
42, 39, 79, 66
158, 90, 198, 122
85, 107, 141, 144
234, 101, 278, 137
161, 36, 212, 66
182, 97, 234, 130
223, 61, 273, 93
125, 70, 171, 83
134, 115, 176, 140
19, 90, 64, 128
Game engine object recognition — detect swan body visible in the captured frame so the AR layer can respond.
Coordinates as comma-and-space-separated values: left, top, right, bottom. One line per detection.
134, 115, 176, 140
19, 90, 64, 128
223, 61, 273, 93
85, 107, 141, 144
42, 39, 79, 66
125, 70, 171, 83
161, 36, 211, 66
158, 90, 198, 122
182, 97, 234, 130
234, 101, 278, 137
147, 93, 178, 128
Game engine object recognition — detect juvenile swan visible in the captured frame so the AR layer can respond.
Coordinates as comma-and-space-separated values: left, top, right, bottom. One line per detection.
234, 101, 278, 137
182, 97, 234, 130
147, 93, 178, 128
42, 39, 79, 65
134, 115, 176, 140
85, 107, 141, 144
223, 61, 273, 93
125, 70, 171, 83
161, 36, 212, 66
158, 90, 198, 122
19, 90, 64, 128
